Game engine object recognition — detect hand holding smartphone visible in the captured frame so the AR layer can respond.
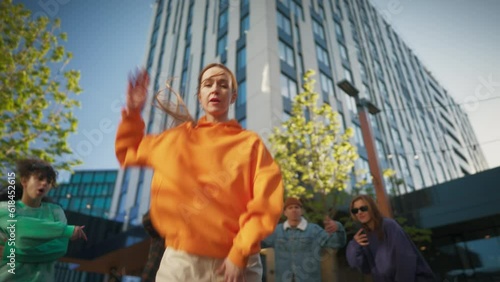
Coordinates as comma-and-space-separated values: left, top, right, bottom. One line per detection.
354, 228, 369, 246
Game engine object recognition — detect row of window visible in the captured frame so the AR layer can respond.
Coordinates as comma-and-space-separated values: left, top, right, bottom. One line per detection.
50, 183, 114, 198
69, 171, 117, 184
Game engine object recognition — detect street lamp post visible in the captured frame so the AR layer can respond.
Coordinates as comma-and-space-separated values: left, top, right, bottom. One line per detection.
337, 79, 393, 218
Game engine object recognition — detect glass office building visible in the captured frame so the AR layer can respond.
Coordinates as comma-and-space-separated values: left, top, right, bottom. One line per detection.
49, 170, 117, 217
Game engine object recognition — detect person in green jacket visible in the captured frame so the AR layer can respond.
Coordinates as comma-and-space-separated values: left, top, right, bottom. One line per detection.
0, 159, 87, 282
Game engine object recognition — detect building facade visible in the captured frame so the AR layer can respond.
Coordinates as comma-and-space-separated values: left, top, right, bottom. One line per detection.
393, 166, 500, 281
49, 170, 117, 217
109, 0, 489, 228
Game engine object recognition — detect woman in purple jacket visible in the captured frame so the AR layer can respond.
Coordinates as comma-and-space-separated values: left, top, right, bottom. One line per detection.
346, 195, 436, 282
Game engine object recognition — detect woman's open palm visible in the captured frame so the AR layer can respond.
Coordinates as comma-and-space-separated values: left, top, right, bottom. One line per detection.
126, 69, 149, 112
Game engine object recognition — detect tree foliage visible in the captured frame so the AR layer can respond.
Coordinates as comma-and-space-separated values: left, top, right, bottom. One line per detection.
269, 70, 359, 222
0, 0, 82, 174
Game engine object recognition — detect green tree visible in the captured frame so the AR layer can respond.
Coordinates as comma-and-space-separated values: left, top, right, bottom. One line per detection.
0, 0, 82, 174
269, 70, 358, 223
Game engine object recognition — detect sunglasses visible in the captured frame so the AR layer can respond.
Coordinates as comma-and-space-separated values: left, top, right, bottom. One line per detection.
351, 205, 369, 215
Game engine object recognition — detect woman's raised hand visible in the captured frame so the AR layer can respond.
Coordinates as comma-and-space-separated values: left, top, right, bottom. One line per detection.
353, 228, 369, 246
126, 68, 150, 112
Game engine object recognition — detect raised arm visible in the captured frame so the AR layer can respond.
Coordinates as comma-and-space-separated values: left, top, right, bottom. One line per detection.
318, 220, 346, 249
115, 69, 161, 168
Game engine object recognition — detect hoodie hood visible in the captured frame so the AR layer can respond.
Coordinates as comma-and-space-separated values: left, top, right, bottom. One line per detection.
195, 116, 242, 130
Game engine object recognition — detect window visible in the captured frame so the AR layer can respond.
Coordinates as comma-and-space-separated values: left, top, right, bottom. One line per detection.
343, 67, 353, 83
60, 198, 69, 209
94, 172, 105, 182
391, 127, 402, 148
237, 47, 246, 69
345, 94, 357, 114
312, 20, 325, 41
359, 62, 368, 82
276, 11, 292, 35
71, 173, 82, 183
369, 40, 378, 57
334, 21, 345, 41
398, 154, 411, 179
237, 80, 247, 107
316, 45, 330, 67
353, 123, 363, 146
375, 139, 385, 162
361, 83, 371, 99
378, 79, 388, 98
319, 72, 335, 98
70, 198, 81, 211
338, 112, 345, 132
339, 43, 349, 63
82, 173, 93, 183
282, 111, 291, 122
183, 45, 191, 66
369, 113, 378, 131
105, 172, 116, 183
239, 118, 247, 128
279, 0, 290, 8
240, 14, 249, 35
374, 60, 383, 78
317, 3, 326, 18
218, 9, 228, 30
356, 158, 371, 182
297, 52, 305, 79
353, 40, 362, 59
186, 23, 192, 39
278, 40, 295, 67
291, 1, 304, 19
280, 74, 298, 100
216, 34, 227, 56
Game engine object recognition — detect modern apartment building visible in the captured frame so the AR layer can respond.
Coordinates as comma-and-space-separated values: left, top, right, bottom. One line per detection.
109, 0, 489, 227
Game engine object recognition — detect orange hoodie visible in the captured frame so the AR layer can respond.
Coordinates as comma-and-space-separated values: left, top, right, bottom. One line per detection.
115, 110, 283, 268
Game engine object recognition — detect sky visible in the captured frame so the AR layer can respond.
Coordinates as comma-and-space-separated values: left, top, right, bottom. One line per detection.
15, 0, 155, 180
15, 0, 500, 180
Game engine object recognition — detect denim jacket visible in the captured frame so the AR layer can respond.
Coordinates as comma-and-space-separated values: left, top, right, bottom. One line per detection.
262, 217, 346, 282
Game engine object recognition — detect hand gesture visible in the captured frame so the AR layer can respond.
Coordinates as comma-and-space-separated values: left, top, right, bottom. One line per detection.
126, 68, 149, 113
71, 225, 88, 241
353, 228, 369, 247
324, 215, 338, 234
216, 258, 245, 282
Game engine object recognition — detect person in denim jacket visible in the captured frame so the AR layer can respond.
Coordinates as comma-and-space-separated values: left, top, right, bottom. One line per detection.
262, 197, 346, 282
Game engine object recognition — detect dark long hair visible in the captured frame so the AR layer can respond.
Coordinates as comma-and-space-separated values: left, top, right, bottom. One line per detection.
350, 194, 385, 240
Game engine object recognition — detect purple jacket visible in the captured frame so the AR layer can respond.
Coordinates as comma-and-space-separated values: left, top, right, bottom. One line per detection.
346, 218, 436, 282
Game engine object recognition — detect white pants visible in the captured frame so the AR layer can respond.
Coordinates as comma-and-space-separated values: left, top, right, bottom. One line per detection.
156, 248, 262, 281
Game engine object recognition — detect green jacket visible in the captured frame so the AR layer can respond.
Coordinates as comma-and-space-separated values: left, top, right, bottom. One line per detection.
0, 200, 75, 282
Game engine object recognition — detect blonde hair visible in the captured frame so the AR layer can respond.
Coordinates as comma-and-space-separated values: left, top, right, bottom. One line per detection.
154, 63, 237, 127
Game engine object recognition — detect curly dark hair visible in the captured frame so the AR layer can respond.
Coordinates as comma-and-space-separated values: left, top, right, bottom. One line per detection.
16, 158, 58, 187
0, 158, 58, 202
